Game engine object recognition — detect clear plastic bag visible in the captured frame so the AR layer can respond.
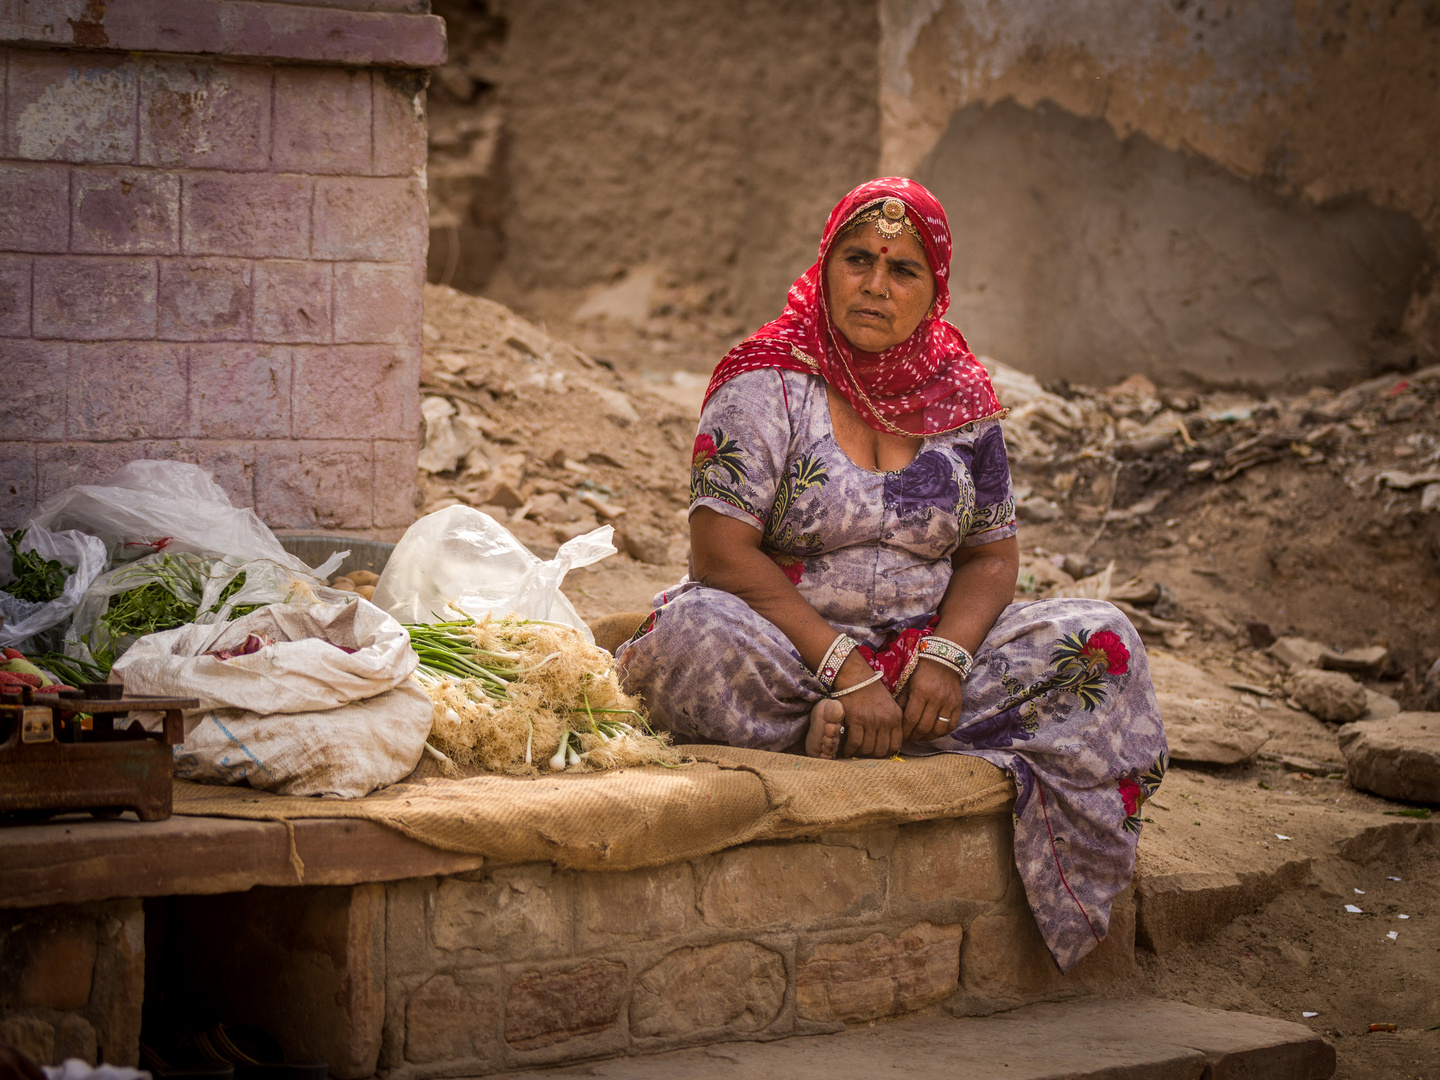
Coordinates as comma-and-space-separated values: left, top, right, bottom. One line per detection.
65, 551, 337, 670
0, 525, 108, 650
373, 505, 615, 640
27, 459, 344, 579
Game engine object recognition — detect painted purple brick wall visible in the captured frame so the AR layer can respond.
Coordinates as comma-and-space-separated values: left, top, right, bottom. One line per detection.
0, 38, 429, 534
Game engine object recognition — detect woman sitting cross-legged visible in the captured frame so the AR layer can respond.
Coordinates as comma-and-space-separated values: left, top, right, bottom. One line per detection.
615, 177, 1168, 972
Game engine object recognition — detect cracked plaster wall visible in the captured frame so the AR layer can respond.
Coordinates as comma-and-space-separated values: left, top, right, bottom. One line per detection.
883, 0, 1440, 387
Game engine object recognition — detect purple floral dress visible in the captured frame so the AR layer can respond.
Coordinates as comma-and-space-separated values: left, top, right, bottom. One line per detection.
615, 369, 1167, 972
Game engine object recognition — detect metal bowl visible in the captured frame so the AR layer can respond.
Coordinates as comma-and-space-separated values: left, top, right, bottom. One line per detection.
277, 535, 395, 579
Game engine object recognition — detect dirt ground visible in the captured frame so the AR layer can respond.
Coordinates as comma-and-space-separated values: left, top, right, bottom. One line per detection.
418, 285, 1439, 1079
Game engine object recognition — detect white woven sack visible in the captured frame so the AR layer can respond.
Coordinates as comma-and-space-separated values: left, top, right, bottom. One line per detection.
114, 599, 430, 798
172, 682, 433, 798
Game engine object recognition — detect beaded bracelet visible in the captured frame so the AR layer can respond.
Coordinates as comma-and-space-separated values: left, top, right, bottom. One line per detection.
815, 633, 859, 694
830, 670, 884, 698
917, 635, 974, 680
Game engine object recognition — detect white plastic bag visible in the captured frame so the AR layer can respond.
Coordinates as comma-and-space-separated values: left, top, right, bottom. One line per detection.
65, 551, 343, 670
114, 599, 430, 798
28, 460, 345, 579
0, 525, 107, 649
373, 505, 615, 640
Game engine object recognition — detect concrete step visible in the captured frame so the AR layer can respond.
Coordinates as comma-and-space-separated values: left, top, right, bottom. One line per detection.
496, 998, 1335, 1080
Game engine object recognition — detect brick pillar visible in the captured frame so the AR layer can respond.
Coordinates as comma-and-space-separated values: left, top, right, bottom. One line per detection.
0, 0, 445, 538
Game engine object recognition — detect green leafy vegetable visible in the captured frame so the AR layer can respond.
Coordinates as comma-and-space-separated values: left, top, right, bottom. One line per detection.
87, 555, 260, 672
31, 651, 106, 688
4, 529, 74, 603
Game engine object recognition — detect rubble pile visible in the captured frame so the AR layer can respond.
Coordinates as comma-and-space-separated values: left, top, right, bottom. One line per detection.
417, 284, 695, 565
995, 356, 1440, 694
986, 357, 1440, 528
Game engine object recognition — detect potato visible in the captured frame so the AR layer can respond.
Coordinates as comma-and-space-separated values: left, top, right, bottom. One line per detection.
355, 585, 376, 600
348, 570, 380, 587
330, 576, 358, 593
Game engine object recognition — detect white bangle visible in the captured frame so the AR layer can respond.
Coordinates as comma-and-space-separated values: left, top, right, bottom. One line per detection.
918, 653, 963, 677
830, 670, 884, 698
814, 633, 858, 693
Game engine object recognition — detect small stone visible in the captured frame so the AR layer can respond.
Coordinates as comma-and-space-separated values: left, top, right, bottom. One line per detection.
1337, 713, 1440, 803
527, 492, 581, 523
1016, 497, 1060, 523
480, 480, 525, 510
1267, 636, 1331, 669
552, 521, 597, 544
579, 492, 626, 519
1061, 553, 1095, 579
620, 527, 670, 565
1384, 395, 1423, 423
1290, 669, 1368, 723
1363, 689, 1401, 720
1423, 483, 1440, 513
592, 386, 640, 426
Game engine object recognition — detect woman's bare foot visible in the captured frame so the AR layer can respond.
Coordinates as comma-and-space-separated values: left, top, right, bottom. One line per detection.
805, 698, 845, 759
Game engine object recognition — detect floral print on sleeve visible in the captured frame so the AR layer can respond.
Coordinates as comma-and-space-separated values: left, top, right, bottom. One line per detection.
688, 371, 789, 528
957, 421, 1017, 546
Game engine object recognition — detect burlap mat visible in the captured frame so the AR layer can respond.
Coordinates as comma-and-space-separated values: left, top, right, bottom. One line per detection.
173, 748, 1014, 872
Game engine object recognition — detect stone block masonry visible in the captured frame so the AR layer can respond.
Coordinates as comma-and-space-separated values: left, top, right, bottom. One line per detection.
376, 815, 1135, 1077
0, 0, 444, 534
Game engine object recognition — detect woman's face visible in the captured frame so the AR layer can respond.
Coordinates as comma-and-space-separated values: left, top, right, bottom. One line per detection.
825, 220, 936, 354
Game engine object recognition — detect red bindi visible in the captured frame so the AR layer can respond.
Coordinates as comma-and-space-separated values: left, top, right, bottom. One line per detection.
880, 246, 888, 253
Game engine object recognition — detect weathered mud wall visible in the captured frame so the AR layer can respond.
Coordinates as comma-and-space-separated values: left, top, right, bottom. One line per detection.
885, 0, 1440, 387
492, 0, 881, 325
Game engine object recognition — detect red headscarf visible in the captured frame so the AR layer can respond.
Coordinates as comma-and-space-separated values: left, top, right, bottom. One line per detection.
703, 177, 1003, 436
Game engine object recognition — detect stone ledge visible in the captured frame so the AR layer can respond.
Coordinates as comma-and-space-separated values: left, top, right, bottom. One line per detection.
0, 1, 446, 69
0, 815, 483, 908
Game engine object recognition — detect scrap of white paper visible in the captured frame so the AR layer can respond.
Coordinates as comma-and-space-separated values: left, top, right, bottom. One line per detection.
1354, 888, 1366, 894
1398, 914, 1410, 920
1302, 1011, 1319, 1018
1345, 904, 1363, 913
1275, 833, 1291, 840
1387, 876, 1402, 881
1386, 931, 1398, 941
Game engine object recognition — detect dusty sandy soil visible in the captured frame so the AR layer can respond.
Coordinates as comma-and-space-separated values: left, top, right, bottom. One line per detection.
419, 286, 1439, 1077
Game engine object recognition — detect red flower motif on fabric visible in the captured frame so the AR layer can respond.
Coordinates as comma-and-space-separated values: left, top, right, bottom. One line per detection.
769, 551, 804, 585
692, 433, 717, 470
1118, 777, 1141, 818
1084, 630, 1130, 675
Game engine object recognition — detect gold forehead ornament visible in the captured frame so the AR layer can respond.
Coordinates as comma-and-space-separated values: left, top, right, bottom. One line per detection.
843, 198, 922, 243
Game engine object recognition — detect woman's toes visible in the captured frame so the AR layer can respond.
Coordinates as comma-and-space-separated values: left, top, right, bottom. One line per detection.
806, 698, 845, 759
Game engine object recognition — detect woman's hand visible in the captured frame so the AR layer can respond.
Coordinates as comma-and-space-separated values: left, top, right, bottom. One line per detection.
834, 653, 905, 757
896, 657, 964, 742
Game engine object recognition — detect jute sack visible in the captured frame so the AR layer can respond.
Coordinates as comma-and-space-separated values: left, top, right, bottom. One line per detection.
114, 599, 431, 798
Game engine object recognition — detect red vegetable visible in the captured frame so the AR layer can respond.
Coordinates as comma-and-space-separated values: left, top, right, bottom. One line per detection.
3, 648, 24, 660
0, 670, 41, 688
